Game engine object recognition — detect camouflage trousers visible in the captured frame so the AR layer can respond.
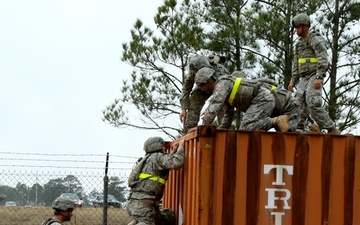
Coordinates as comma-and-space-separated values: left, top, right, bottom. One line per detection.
126, 199, 161, 225
239, 87, 274, 131
294, 75, 335, 130
271, 88, 299, 132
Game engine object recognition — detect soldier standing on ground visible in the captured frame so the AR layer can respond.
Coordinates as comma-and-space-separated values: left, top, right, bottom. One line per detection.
179, 55, 229, 133
192, 67, 289, 132
41, 197, 75, 225
288, 13, 340, 134
126, 137, 185, 225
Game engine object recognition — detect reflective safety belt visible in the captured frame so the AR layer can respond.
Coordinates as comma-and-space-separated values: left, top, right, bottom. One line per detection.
270, 85, 277, 91
139, 173, 166, 184
298, 58, 318, 63
228, 78, 242, 105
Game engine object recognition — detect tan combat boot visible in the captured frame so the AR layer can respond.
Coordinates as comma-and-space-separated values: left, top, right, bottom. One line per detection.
328, 127, 341, 135
271, 115, 289, 132
309, 123, 322, 133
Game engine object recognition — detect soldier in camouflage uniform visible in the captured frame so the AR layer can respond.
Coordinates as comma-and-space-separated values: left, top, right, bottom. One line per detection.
41, 197, 76, 225
126, 137, 185, 225
231, 72, 299, 132
179, 55, 229, 133
288, 13, 340, 134
193, 67, 289, 132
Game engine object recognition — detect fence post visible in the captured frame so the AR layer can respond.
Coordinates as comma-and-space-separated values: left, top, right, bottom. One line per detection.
103, 152, 109, 225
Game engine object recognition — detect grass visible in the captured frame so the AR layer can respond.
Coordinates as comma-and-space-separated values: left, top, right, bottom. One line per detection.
0, 206, 132, 225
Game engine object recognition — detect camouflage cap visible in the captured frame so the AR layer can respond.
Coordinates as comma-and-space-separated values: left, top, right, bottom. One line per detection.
52, 197, 75, 211
195, 67, 215, 86
161, 208, 176, 225
292, 13, 310, 27
144, 137, 165, 153
189, 55, 211, 71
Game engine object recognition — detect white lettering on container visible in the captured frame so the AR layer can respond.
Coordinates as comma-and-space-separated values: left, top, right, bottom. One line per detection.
264, 164, 293, 225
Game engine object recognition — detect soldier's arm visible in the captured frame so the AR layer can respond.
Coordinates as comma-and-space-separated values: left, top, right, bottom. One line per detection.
158, 144, 185, 170
217, 105, 234, 129
289, 45, 300, 91
180, 72, 195, 109
202, 80, 232, 125
311, 35, 329, 78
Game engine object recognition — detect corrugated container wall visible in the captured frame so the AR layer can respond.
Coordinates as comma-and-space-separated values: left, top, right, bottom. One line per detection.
163, 126, 360, 225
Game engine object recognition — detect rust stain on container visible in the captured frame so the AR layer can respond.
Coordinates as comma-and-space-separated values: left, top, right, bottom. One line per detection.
163, 126, 360, 225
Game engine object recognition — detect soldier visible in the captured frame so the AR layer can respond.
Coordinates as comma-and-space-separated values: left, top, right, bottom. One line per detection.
179, 55, 229, 133
126, 137, 185, 225
192, 67, 289, 132
288, 13, 340, 134
41, 197, 75, 225
231, 72, 299, 132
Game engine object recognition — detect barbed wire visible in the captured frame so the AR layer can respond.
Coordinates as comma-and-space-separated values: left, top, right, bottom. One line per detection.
0, 164, 132, 170
0, 151, 139, 159
0, 157, 134, 164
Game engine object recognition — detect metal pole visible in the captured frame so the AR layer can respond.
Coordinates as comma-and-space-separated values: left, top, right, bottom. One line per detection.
103, 152, 109, 225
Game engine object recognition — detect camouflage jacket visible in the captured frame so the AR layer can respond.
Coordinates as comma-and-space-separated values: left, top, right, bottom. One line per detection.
180, 63, 229, 109
129, 147, 185, 200
291, 32, 329, 85
202, 75, 260, 127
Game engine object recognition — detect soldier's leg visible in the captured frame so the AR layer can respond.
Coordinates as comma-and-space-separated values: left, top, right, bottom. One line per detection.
305, 76, 337, 133
292, 80, 308, 132
282, 94, 299, 132
183, 87, 211, 132
240, 89, 275, 131
126, 199, 156, 225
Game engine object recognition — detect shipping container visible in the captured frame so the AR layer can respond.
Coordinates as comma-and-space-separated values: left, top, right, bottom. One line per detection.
163, 126, 360, 225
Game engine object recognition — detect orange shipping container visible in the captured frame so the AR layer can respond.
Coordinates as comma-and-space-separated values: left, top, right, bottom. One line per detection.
163, 126, 360, 225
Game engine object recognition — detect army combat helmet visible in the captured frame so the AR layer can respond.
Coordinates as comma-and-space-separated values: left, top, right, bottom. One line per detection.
144, 137, 165, 153
52, 197, 75, 211
292, 13, 310, 27
188, 55, 211, 71
195, 67, 215, 86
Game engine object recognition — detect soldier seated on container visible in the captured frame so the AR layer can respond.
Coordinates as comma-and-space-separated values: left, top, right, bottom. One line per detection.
126, 137, 185, 225
190, 67, 289, 132
41, 197, 76, 225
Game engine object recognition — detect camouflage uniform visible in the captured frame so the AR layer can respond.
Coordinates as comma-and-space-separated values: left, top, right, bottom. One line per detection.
231, 74, 299, 132
195, 67, 289, 131
201, 74, 275, 130
180, 55, 229, 133
255, 78, 299, 132
127, 137, 185, 225
290, 13, 338, 133
128, 208, 176, 225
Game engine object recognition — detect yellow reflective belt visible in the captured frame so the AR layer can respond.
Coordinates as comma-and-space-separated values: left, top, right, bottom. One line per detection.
139, 173, 166, 184
270, 85, 277, 91
228, 78, 242, 105
298, 58, 318, 63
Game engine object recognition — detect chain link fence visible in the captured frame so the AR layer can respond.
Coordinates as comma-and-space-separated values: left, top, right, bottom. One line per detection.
0, 151, 139, 225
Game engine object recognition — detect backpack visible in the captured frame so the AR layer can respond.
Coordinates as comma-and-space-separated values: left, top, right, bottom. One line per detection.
41, 218, 61, 225
128, 154, 151, 188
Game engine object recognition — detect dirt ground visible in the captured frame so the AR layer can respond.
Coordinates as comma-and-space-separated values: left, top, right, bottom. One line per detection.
0, 206, 132, 225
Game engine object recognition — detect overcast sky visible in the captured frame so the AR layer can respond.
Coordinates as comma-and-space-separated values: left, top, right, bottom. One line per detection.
0, 0, 168, 171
